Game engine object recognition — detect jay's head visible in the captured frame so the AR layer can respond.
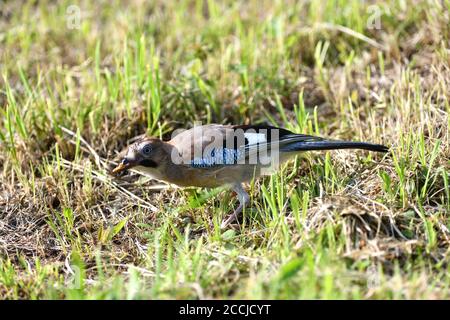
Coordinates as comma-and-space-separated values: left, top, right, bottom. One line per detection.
112, 138, 166, 175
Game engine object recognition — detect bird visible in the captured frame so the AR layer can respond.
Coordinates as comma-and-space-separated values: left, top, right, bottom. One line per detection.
112, 124, 388, 228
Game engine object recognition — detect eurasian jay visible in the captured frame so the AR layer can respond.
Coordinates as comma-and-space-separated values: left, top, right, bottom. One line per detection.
112, 124, 388, 228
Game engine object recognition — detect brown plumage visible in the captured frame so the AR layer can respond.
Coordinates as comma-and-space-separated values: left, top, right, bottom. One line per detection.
112, 124, 388, 228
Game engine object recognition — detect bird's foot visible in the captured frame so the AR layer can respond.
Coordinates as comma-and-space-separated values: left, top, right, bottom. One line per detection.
220, 204, 244, 229
220, 184, 250, 229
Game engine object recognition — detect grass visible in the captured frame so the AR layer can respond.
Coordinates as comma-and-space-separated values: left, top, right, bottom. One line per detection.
0, 0, 449, 299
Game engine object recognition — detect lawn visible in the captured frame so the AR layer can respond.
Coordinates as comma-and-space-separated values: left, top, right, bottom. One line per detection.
0, 0, 449, 299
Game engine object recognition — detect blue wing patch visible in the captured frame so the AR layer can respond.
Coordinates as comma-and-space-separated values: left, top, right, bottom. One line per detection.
190, 148, 242, 167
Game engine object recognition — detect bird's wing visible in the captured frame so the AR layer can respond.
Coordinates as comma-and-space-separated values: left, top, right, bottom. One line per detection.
168, 124, 323, 168
168, 124, 387, 169
240, 127, 323, 158
169, 124, 242, 167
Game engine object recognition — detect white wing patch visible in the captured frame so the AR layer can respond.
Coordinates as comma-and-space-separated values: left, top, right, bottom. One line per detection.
244, 132, 266, 145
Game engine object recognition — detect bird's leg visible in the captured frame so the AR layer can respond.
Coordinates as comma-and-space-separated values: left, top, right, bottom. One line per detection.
221, 184, 250, 229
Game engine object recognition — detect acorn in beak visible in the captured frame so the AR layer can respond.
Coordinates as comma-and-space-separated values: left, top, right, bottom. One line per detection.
112, 158, 134, 175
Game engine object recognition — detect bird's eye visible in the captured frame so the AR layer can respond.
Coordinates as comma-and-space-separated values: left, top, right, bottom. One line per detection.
142, 144, 152, 155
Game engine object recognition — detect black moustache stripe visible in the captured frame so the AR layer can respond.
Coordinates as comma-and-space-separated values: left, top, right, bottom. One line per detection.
140, 159, 158, 168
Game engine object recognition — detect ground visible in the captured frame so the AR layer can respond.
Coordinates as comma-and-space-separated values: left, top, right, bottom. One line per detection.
0, 0, 449, 299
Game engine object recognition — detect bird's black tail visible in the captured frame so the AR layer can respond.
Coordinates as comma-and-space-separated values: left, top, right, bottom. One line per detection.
280, 138, 389, 153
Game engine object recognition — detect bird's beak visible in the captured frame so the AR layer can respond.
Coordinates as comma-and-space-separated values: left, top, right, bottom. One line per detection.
112, 158, 135, 175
